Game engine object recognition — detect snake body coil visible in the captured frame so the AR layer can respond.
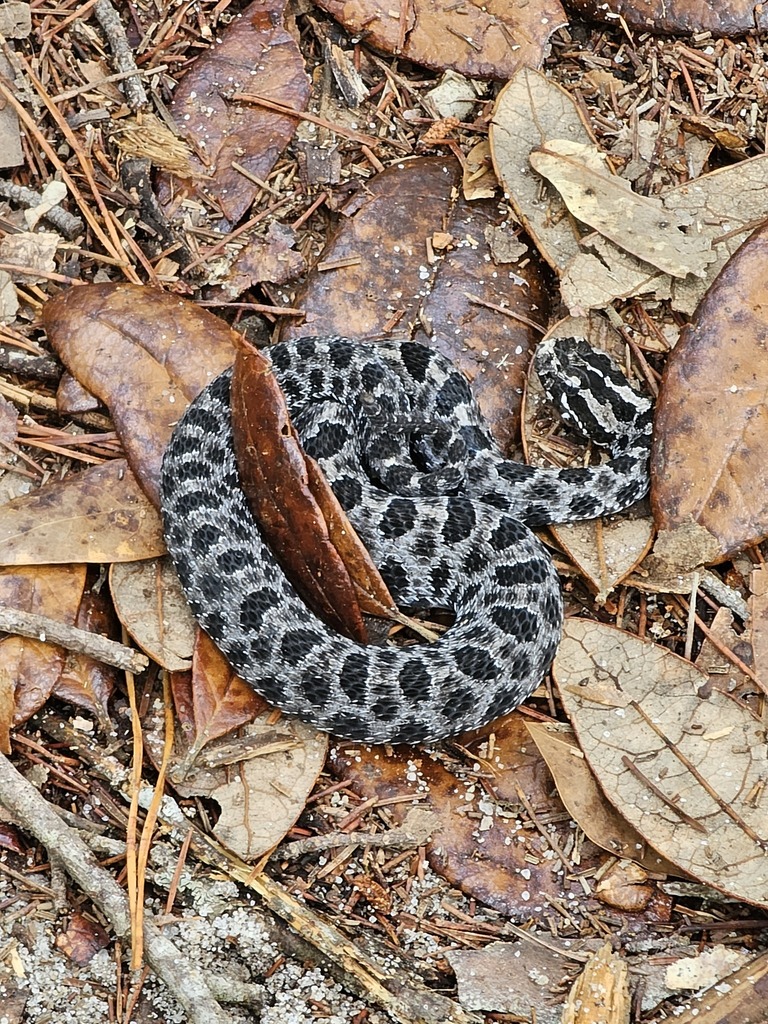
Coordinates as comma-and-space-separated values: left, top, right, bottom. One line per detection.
161, 337, 651, 744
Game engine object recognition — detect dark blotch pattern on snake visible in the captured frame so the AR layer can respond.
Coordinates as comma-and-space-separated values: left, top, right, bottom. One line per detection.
161, 337, 652, 744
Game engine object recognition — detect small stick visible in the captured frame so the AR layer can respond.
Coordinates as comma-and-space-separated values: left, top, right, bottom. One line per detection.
0, 606, 148, 674
93, 0, 148, 110
0, 180, 83, 238
280, 807, 436, 861
232, 91, 406, 151
0, 752, 235, 1024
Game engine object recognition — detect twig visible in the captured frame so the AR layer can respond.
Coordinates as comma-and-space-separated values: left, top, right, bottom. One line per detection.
0, 180, 84, 238
93, 0, 148, 110
464, 292, 546, 334
280, 807, 437, 861
40, 712, 480, 1024
0, 344, 61, 381
0, 606, 148, 674
49, 64, 169, 104
0, 752, 235, 1024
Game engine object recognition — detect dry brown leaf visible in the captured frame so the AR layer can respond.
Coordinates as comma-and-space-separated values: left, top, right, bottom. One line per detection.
145, 670, 325, 861
55, 912, 110, 966
750, 565, 768, 694
491, 70, 768, 314
0, 460, 165, 567
651, 219, 768, 563
331, 714, 664, 923
680, 114, 748, 158
155, 0, 311, 223
0, 231, 60, 284
0, 53, 23, 171
490, 68, 596, 275
568, 0, 768, 36
529, 141, 715, 278
694, 606, 754, 702
667, 950, 768, 1024
283, 156, 548, 453
462, 140, 497, 201
525, 722, 679, 875
52, 582, 118, 731
231, 337, 397, 641
447, 940, 580, 1017
216, 222, 306, 299
554, 618, 768, 908
170, 629, 267, 771
665, 945, 751, 992
42, 283, 239, 505
0, 564, 86, 748
314, 0, 566, 80
211, 717, 327, 860
554, 515, 654, 604
110, 557, 195, 672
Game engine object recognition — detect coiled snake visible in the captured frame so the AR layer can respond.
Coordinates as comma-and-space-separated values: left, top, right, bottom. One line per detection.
161, 336, 652, 744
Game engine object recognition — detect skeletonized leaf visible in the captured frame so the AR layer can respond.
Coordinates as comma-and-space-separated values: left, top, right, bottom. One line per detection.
554, 618, 768, 908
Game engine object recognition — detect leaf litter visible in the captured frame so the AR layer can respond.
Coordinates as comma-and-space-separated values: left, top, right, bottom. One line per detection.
1, 4, 768, 1023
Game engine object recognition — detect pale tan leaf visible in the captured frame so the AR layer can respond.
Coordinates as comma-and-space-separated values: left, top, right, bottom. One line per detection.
110, 557, 195, 672
554, 618, 768, 908
529, 141, 715, 278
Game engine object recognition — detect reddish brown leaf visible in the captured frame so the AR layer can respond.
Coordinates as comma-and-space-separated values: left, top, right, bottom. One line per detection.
0, 565, 87, 748
283, 157, 549, 452
52, 577, 118, 731
0, 823, 24, 854
231, 339, 397, 641
567, 0, 768, 36
652, 220, 768, 563
42, 283, 239, 505
332, 714, 627, 921
156, 0, 311, 223
170, 630, 265, 762
55, 913, 110, 965
315, 0, 566, 81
